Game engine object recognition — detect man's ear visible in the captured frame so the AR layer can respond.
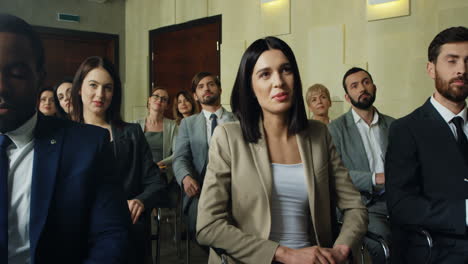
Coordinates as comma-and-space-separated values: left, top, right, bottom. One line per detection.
344, 93, 350, 104
193, 92, 199, 102
427, 62, 436, 80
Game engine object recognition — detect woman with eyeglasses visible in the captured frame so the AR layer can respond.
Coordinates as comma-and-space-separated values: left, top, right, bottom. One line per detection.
71, 56, 167, 264
135, 87, 178, 185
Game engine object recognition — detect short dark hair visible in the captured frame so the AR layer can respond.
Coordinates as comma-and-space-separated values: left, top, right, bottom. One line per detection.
71, 56, 124, 126
342, 67, 374, 93
428, 26, 468, 63
190, 72, 221, 93
0, 13, 45, 74
173, 90, 199, 125
53, 77, 73, 118
230, 36, 308, 143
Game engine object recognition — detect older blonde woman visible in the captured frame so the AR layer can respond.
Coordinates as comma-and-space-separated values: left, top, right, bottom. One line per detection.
306, 84, 332, 124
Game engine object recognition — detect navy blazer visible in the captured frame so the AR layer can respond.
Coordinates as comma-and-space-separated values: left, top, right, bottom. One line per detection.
385, 99, 468, 261
30, 115, 130, 264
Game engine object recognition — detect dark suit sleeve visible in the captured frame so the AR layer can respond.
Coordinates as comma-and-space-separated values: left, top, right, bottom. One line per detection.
385, 120, 465, 233
86, 134, 131, 264
133, 125, 167, 210
173, 118, 195, 185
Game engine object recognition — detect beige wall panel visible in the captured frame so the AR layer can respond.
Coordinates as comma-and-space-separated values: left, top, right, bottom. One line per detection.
260, 0, 290, 36
176, 0, 208, 24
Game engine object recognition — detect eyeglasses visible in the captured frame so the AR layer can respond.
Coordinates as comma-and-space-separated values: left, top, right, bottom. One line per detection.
151, 94, 169, 103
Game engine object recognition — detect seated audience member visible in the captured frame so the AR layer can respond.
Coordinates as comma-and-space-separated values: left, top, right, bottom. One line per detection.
196, 36, 367, 264
53, 78, 73, 118
0, 14, 129, 263
173, 90, 199, 126
37, 87, 57, 116
70, 56, 167, 264
135, 87, 178, 194
386, 26, 468, 264
173, 72, 236, 239
328, 67, 394, 264
306, 83, 332, 124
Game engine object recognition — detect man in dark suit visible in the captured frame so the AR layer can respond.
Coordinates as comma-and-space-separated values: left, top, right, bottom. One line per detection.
386, 26, 468, 263
0, 14, 130, 263
173, 72, 236, 237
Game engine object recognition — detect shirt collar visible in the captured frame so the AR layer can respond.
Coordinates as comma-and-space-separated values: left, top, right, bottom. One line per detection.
202, 107, 224, 120
351, 108, 379, 126
430, 95, 467, 124
2, 112, 37, 149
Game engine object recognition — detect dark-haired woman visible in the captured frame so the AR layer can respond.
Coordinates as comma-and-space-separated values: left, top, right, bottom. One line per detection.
71, 56, 166, 264
172, 90, 199, 125
53, 78, 73, 118
37, 87, 57, 116
196, 37, 367, 264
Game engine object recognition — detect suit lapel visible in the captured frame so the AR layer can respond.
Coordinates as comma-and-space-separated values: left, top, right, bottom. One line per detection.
248, 121, 272, 206
194, 113, 208, 171
344, 110, 371, 170
29, 117, 64, 257
377, 113, 390, 153
296, 130, 317, 236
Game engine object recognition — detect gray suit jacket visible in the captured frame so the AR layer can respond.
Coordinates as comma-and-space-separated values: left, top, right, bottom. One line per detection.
173, 108, 235, 210
328, 109, 394, 209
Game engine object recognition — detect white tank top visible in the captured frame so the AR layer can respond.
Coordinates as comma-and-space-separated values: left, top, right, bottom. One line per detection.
268, 163, 312, 249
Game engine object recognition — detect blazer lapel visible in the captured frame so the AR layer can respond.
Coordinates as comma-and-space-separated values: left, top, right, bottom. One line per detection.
194, 113, 208, 172
248, 121, 272, 207
344, 110, 371, 170
29, 117, 64, 258
296, 131, 318, 238
377, 113, 390, 152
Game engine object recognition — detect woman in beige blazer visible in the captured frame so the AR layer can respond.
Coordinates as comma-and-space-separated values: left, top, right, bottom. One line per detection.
196, 37, 368, 264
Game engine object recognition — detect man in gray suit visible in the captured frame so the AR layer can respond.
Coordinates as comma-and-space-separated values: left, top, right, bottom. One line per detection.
173, 72, 236, 237
328, 67, 394, 264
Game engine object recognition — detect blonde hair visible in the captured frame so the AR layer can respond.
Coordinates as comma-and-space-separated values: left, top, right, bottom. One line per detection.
305, 84, 331, 107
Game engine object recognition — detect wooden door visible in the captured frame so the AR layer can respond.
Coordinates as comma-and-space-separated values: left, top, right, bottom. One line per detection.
149, 15, 221, 118
34, 26, 118, 88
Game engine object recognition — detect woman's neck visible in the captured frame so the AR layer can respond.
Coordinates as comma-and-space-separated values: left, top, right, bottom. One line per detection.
262, 112, 289, 140
312, 114, 330, 124
147, 110, 164, 124
83, 110, 108, 127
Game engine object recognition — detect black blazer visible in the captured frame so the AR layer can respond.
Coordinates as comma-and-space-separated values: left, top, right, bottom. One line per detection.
111, 122, 167, 211
31, 115, 130, 263
385, 99, 468, 260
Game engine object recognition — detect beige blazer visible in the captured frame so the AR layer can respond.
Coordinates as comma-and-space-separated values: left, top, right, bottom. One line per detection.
196, 120, 368, 264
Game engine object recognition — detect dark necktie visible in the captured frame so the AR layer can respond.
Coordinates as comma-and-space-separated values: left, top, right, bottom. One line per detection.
451, 116, 468, 165
210, 114, 218, 136
0, 135, 11, 258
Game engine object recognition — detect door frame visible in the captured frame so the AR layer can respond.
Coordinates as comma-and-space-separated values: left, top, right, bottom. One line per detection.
33, 26, 120, 72
148, 14, 222, 96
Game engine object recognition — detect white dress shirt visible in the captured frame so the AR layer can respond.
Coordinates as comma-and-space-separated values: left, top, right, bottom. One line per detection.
430, 96, 468, 226
202, 107, 229, 144
2, 113, 37, 264
351, 108, 385, 187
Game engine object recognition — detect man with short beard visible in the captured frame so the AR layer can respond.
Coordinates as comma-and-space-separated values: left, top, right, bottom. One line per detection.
385, 26, 468, 263
173, 72, 235, 242
329, 67, 394, 264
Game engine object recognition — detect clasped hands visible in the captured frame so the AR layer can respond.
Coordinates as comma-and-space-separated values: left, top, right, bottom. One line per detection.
274, 244, 350, 264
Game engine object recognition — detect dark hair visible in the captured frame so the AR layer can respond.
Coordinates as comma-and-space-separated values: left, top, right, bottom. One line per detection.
342, 67, 374, 93
190, 72, 221, 93
428, 26, 468, 63
71, 56, 124, 126
172, 90, 199, 125
36, 87, 55, 114
53, 77, 73, 118
0, 13, 45, 74
230, 36, 308, 143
